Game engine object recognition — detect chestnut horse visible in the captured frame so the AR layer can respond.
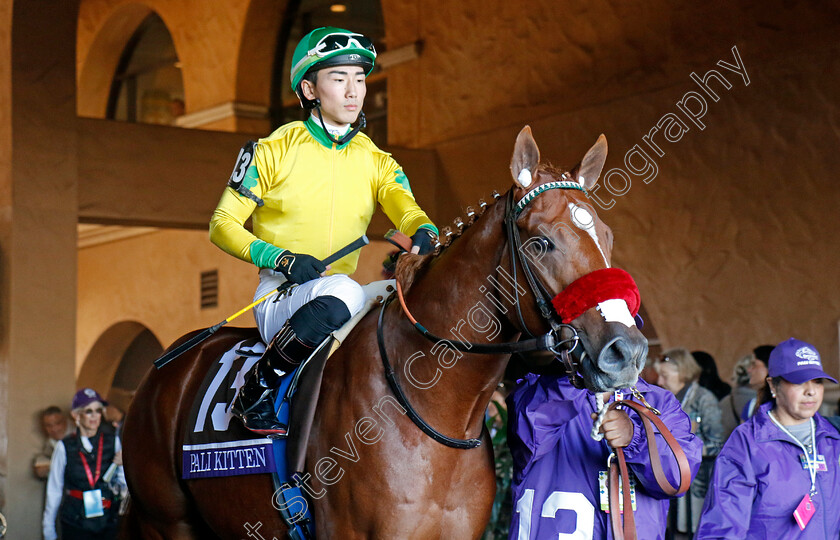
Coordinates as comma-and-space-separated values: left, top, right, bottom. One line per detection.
122, 127, 648, 539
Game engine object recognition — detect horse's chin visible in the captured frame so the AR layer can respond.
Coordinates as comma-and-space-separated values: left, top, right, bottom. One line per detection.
580, 364, 642, 392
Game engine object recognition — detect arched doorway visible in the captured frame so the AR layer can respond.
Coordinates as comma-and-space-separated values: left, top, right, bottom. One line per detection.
106, 12, 184, 125
77, 321, 164, 414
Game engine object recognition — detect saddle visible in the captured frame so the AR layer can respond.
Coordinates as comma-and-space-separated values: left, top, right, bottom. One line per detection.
182, 280, 394, 475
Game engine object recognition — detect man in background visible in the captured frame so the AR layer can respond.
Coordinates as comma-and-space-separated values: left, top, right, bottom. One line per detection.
32, 406, 71, 480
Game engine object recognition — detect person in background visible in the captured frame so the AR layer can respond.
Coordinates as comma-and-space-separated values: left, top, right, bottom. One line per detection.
640, 355, 660, 386
744, 344, 774, 419
692, 351, 731, 401
507, 371, 702, 539
42, 388, 125, 540
655, 348, 723, 538
33, 406, 71, 480
104, 405, 125, 435
719, 355, 756, 440
695, 338, 840, 539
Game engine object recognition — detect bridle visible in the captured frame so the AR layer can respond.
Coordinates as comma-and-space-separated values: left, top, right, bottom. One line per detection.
503, 183, 588, 385
377, 180, 639, 447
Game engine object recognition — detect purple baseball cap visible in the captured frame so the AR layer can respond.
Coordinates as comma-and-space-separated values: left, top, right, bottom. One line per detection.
768, 338, 838, 384
71, 388, 108, 410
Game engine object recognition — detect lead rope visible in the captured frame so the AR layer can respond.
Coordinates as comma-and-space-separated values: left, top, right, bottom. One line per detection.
591, 392, 609, 441
590, 390, 691, 540
591, 387, 662, 441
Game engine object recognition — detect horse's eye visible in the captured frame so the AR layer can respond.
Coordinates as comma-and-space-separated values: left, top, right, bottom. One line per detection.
538, 236, 555, 251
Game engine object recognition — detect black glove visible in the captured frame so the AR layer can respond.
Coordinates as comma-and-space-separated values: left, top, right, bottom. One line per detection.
275, 252, 326, 284
410, 229, 436, 255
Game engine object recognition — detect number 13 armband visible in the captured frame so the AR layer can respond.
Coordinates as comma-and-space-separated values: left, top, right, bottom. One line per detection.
227, 140, 264, 207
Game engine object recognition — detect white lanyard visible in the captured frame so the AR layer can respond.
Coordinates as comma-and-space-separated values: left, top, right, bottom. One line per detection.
768, 411, 818, 495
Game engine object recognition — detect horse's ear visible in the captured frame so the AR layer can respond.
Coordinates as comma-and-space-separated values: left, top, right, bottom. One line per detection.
575, 134, 608, 191
510, 126, 540, 189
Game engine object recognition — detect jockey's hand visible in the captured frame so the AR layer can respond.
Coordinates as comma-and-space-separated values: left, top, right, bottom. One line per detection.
592, 408, 634, 448
410, 228, 436, 255
275, 251, 327, 284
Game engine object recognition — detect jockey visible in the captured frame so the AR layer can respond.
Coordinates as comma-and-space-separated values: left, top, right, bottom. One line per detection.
209, 27, 437, 436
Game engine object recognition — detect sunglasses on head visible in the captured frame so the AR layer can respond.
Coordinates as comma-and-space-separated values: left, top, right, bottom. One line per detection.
308, 33, 376, 58
659, 355, 673, 363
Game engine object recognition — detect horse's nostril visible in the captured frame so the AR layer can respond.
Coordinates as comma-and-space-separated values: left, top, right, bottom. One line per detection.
604, 338, 630, 366
597, 336, 645, 370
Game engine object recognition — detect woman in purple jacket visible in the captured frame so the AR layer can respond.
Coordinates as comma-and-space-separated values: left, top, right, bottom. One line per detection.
507, 372, 702, 539
695, 338, 840, 539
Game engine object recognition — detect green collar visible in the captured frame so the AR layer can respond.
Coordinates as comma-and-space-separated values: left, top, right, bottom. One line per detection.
304, 116, 353, 150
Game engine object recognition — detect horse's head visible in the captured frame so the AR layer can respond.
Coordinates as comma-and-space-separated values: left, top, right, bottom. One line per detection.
506, 126, 647, 391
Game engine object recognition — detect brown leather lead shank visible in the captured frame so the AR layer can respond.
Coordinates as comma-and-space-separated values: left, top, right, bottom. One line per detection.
384, 229, 412, 252
606, 399, 692, 540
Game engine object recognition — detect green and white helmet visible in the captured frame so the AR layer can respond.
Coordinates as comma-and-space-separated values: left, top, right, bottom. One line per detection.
290, 27, 377, 108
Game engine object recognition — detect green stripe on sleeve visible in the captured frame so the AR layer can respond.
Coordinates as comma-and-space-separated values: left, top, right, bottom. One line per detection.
394, 169, 412, 192
417, 223, 439, 235
249, 240, 285, 269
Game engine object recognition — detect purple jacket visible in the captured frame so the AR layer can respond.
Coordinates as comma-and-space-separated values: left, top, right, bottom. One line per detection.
507, 374, 702, 540
695, 402, 840, 539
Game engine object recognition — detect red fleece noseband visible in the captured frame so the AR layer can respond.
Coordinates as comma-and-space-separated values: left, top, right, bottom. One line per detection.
551, 268, 641, 324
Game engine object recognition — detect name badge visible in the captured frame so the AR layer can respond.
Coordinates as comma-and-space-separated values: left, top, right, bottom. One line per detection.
800, 454, 828, 472
598, 471, 636, 513
82, 489, 104, 518
793, 493, 816, 530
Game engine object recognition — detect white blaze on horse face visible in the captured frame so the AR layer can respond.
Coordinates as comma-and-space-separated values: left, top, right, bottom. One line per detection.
568, 203, 609, 268
597, 298, 636, 328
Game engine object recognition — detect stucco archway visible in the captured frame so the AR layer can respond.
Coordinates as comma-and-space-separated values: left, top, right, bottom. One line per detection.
77, 3, 154, 118
77, 321, 163, 411
235, 0, 287, 107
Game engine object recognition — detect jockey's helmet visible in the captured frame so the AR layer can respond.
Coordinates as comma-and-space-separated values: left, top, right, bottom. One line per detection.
290, 27, 377, 109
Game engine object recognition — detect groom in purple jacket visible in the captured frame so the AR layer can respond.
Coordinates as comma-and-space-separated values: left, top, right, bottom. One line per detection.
507, 373, 702, 540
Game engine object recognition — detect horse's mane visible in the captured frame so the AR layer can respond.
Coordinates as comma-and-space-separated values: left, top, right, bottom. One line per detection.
395, 163, 572, 292
395, 190, 504, 293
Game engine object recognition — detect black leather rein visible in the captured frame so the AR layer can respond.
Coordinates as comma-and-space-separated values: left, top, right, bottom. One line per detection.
377, 294, 483, 449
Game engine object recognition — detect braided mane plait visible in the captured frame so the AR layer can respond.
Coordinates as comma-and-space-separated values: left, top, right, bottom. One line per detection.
435, 190, 503, 254
394, 191, 504, 294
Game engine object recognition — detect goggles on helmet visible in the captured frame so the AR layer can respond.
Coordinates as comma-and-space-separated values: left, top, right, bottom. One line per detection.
308, 32, 376, 58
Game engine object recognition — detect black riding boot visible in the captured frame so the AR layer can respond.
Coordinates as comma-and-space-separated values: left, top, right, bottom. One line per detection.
231, 321, 316, 436
232, 296, 352, 436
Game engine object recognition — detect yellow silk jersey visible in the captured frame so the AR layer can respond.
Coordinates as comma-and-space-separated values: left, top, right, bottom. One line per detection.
209, 118, 436, 275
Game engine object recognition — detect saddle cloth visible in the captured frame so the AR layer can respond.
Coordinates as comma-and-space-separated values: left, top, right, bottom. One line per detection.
181, 279, 394, 480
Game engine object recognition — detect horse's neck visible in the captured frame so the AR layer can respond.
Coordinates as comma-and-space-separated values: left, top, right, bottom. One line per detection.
396, 200, 517, 434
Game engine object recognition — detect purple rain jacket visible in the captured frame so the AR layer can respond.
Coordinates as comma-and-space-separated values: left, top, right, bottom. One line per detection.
695, 402, 840, 539
507, 374, 702, 540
